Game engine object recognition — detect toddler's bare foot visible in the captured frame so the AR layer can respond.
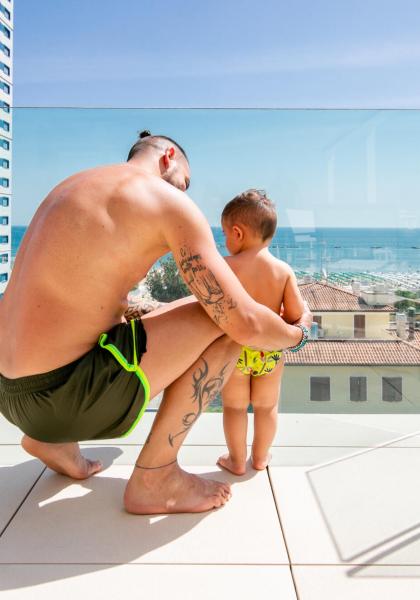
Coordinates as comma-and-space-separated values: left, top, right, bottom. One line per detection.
22, 435, 102, 479
217, 453, 246, 476
124, 462, 231, 514
252, 453, 272, 470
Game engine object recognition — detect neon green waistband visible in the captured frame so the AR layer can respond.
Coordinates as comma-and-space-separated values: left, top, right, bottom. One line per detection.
98, 319, 150, 437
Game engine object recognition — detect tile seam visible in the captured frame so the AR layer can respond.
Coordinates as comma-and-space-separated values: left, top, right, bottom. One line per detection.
267, 467, 300, 600
0, 465, 46, 538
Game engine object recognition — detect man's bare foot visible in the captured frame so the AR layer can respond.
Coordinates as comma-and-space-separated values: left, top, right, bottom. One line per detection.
251, 453, 272, 470
124, 462, 232, 514
217, 453, 246, 476
21, 435, 102, 480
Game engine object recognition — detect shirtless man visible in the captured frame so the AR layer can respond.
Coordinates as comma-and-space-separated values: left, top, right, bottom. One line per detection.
0, 131, 311, 514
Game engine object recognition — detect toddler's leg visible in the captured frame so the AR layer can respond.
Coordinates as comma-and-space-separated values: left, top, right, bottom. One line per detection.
251, 358, 284, 470
217, 367, 250, 475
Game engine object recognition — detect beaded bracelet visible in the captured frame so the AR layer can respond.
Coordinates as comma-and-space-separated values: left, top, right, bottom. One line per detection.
289, 324, 309, 353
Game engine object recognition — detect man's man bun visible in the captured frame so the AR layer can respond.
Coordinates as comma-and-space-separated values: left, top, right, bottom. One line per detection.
127, 130, 188, 162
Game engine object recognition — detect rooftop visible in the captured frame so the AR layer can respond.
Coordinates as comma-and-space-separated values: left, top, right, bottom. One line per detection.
388, 329, 420, 349
299, 281, 395, 312
284, 339, 420, 366
2, 412, 420, 599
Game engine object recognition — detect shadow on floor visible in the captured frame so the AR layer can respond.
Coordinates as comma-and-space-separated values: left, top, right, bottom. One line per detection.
0, 446, 256, 591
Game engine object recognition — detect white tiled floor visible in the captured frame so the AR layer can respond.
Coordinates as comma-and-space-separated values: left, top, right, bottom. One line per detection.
2, 413, 420, 598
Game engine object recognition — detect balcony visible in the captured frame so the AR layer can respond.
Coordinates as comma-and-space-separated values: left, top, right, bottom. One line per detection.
3, 411, 420, 598
1, 107, 420, 598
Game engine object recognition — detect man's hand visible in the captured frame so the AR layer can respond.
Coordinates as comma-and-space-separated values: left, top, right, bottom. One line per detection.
293, 301, 313, 331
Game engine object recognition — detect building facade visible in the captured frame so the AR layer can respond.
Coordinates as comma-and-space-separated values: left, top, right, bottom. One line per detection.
282, 340, 420, 413
0, 0, 11, 298
279, 282, 420, 414
299, 282, 394, 339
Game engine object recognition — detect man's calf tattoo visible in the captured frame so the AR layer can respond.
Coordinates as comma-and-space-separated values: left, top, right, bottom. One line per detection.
168, 359, 229, 447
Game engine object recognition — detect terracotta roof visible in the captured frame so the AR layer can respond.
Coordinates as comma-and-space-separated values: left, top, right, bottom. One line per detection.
388, 329, 420, 349
298, 282, 394, 312
412, 331, 420, 347
284, 339, 420, 366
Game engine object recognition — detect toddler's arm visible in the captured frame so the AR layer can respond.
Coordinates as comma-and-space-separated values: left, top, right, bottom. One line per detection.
281, 268, 305, 324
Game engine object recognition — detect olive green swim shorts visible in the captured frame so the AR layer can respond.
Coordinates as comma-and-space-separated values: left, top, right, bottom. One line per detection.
0, 319, 150, 443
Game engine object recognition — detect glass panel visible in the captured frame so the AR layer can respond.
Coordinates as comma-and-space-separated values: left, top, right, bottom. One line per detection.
0, 42, 10, 57
2, 108, 420, 439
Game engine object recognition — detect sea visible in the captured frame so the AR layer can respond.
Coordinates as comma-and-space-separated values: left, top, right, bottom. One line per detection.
11, 225, 420, 277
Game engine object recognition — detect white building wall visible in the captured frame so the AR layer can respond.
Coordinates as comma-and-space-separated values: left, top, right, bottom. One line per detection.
0, 0, 11, 298
313, 311, 393, 339
281, 365, 420, 414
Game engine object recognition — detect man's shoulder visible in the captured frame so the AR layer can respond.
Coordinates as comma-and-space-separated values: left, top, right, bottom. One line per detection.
115, 169, 192, 220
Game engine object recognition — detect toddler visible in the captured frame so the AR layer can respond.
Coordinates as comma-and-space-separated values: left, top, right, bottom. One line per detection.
217, 189, 306, 475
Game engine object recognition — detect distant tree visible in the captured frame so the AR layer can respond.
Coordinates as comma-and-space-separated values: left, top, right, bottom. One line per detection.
394, 290, 420, 312
146, 255, 190, 302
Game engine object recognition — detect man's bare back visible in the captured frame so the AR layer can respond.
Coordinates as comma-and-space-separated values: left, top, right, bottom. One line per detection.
0, 164, 179, 377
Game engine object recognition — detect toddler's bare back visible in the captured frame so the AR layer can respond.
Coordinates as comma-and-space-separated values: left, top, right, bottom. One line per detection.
225, 247, 304, 323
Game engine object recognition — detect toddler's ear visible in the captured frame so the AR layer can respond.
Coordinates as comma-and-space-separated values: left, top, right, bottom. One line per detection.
232, 225, 244, 240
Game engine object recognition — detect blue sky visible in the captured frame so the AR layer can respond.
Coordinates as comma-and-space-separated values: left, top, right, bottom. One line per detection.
14, 0, 420, 108
11, 1, 420, 226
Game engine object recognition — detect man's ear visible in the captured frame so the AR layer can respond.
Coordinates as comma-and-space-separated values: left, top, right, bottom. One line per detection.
163, 147, 174, 169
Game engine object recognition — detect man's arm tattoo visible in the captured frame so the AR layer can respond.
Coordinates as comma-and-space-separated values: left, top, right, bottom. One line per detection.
168, 358, 229, 447
178, 246, 237, 324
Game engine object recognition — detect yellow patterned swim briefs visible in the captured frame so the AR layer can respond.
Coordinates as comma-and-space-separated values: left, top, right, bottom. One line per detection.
236, 346, 283, 377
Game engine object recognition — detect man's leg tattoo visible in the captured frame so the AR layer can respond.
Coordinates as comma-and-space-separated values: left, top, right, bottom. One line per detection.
168, 359, 229, 447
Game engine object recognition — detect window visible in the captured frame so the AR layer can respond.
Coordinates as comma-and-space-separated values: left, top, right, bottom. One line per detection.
0, 81, 9, 94
0, 195, 8, 206
382, 377, 402, 402
0, 100, 9, 113
0, 215, 8, 225
0, 177, 8, 187
0, 158, 8, 168
0, 138, 9, 150
0, 234, 7, 243
0, 119, 8, 132
0, 62, 9, 75
0, 4, 10, 20
354, 314, 366, 338
0, 23, 10, 39
0, 272, 7, 282
0, 42, 10, 57
350, 376, 367, 402
0, 252, 7, 263
310, 377, 331, 401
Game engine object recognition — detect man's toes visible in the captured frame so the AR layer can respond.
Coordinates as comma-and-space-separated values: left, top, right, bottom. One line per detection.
78, 459, 103, 479
213, 495, 225, 508
87, 459, 103, 475
221, 487, 231, 499
221, 483, 231, 494
218, 488, 231, 503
